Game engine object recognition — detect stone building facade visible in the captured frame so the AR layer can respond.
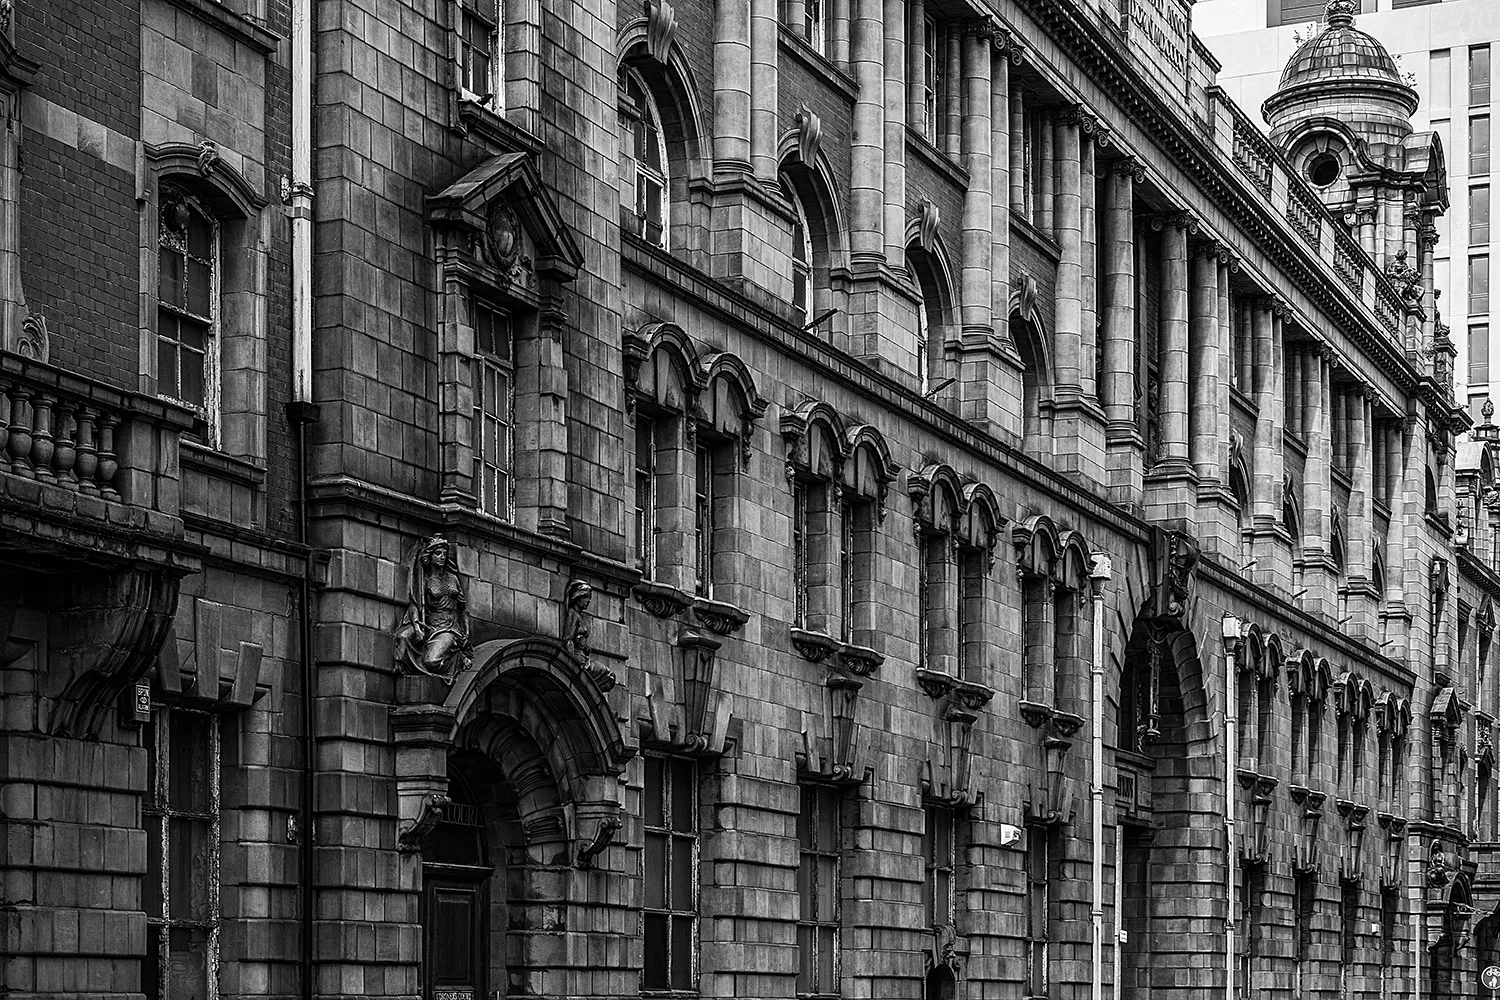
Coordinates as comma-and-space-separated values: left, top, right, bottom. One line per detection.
3, 0, 1500, 999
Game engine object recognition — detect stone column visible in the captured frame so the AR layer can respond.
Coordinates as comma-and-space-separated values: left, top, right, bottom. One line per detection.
713, 0, 753, 172
959, 22, 991, 336
1347, 388, 1376, 638
849, 0, 884, 265
905, 0, 926, 136
1101, 158, 1142, 507
1382, 416, 1412, 659
830, 0, 851, 65
943, 28, 961, 157
1152, 215, 1192, 476
749, 0, 779, 178
1300, 347, 1334, 613
1248, 298, 1291, 590
1189, 246, 1222, 485
1356, 204, 1377, 258
1420, 219, 1440, 352
1216, 259, 1234, 498
882, 0, 907, 268
1053, 113, 1084, 394
1079, 124, 1099, 399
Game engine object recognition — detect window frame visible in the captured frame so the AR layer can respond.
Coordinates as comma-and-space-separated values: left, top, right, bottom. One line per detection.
922, 804, 957, 930
156, 185, 221, 441
143, 706, 222, 1000
1472, 254, 1492, 316
457, 0, 502, 106
636, 415, 661, 579
796, 783, 842, 997
1025, 826, 1051, 997
642, 754, 700, 994
1473, 45, 1492, 108
1472, 324, 1491, 389
624, 68, 670, 248
1472, 115, 1491, 177
1473, 185, 1491, 246
469, 290, 516, 521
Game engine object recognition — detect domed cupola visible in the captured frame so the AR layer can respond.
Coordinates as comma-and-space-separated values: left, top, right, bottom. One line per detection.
1263, 0, 1419, 201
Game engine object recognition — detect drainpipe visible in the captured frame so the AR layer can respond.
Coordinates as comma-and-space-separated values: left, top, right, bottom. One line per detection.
1222, 616, 1243, 1000
1089, 554, 1113, 1000
288, 0, 318, 997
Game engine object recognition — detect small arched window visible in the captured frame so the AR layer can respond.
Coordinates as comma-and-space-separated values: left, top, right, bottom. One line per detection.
157, 186, 219, 428
908, 242, 952, 395
624, 68, 668, 247
781, 176, 813, 320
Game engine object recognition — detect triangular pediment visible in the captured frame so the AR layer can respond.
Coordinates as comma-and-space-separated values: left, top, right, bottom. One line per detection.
426, 152, 583, 280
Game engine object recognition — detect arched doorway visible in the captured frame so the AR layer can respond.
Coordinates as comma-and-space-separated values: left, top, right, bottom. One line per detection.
1114, 614, 1214, 1000
397, 638, 629, 1000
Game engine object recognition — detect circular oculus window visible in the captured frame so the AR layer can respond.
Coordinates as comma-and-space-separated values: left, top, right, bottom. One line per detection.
1306, 153, 1342, 187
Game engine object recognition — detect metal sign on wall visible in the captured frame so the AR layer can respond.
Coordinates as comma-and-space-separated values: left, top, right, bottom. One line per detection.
1120, 0, 1193, 102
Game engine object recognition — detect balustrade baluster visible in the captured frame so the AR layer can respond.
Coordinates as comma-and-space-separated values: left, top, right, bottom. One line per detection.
30, 392, 54, 482
74, 405, 98, 494
7, 387, 32, 477
96, 413, 120, 499
52, 402, 77, 486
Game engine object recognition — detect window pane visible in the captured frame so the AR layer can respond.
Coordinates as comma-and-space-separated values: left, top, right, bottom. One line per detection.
644, 832, 667, 909
645, 756, 664, 827
180, 346, 205, 407
1473, 186, 1491, 244
1474, 45, 1492, 107
186, 215, 213, 259
1472, 256, 1491, 315
165, 926, 210, 1000
671, 835, 694, 910
168, 817, 213, 922
1472, 325, 1490, 385
145, 814, 164, 919
643, 912, 668, 989
796, 923, 814, 993
817, 924, 836, 992
1472, 116, 1490, 175
670, 915, 694, 990
160, 248, 185, 306
169, 715, 211, 812
816, 856, 837, 918
158, 329, 179, 397
671, 760, 694, 833
799, 855, 815, 918
186, 260, 211, 317
817, 786, 838, 850
797, 784, 815, 848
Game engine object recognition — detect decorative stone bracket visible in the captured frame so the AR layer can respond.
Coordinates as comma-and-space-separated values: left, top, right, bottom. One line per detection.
154, 598, 270, 712
1378, 811, 1409, 889
391, 701, 459, 856
796, 671, 868, 785
1237, 770, 1277, 867
1289, 785, 1326, 874
642, 626, 731, 756
915, 669, 994, 806
1338, 800, 1370, 882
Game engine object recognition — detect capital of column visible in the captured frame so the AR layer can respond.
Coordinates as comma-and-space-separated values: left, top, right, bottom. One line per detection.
1190, 236, 1233, 264
1420, 225, 1441, 250
1347, 206, 1378, 225
962, 15, 995, 39
1106, 155, 1145, 184
1402, 208, 1424, 232
1149, 210, 1199, 235
1002, 31, 1027, 64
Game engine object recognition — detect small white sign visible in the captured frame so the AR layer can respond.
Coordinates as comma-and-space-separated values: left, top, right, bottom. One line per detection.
1482, 965, 1500, 991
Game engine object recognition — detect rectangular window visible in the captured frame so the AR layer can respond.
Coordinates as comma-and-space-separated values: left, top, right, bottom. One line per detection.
923, 805, 956, 929
1473, 115, 1491, 176
797, 784, 841, 996
838, 496, 855, 642
805, 0, 827, 55
1379, 887, 1399, 1000
1472, 255, 1491, 316
144, 708, 220, 1000
1026, 828, 1050, 997
1472, 325, 1491, 386
157, 191, 218, 429
471, 295, 513, 519
957, 548, 986, 681
643, 756, 697, 992
1269, 0, 1326, 26
1239, 867, 1262, 998
1473, 45, 1492, 107
923, 16, 939, 143
1474, 186, 1491, 245
459, 0, 499, 102
792, 479, 809, 627
1432, 49, 1453, 109
1293, 870, 1316, 994
695, 441, 714, 597
1340, 882, 1359, 1000
636, 418, 657, 577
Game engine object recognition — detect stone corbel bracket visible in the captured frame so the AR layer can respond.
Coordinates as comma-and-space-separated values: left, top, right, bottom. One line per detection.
795, 674, 868, 786
639, 627, 733, 757
48, 567, 185, 738
915, 670, 994, 805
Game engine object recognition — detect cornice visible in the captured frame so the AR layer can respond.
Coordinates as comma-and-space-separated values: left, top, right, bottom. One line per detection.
1005, 0, 1422, 396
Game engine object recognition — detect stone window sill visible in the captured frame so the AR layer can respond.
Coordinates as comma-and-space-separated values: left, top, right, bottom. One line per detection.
633, 579, 692, 619
164, 0, 279, 54
790, 626, 841, 663
692, 595, 750, 636
182, 440, 266, 488
455, 98, 544, 157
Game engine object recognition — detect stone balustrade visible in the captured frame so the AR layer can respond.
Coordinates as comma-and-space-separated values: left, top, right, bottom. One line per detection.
0, 350, 196, 527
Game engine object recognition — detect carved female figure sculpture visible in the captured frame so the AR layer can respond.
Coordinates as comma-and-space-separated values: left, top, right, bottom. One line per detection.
562, 579, 593, 662
394, 534, 472, 681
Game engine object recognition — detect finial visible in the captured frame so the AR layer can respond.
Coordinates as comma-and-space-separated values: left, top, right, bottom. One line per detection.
1325, 0, 1357, 29
1485, 398, 1495, 424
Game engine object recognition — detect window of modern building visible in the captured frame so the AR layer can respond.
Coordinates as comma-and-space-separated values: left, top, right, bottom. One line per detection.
458, 0, 501, 104
1473, 45, 1492, 108
157, 186, 219, 433
1432, 49, 1453, 109
923, 805, 956, 929
471, 293, 514, 519
797, 783, 842, 996
1472, 115, 1490, 177
1391, 0, 1439, 9
144, 708, 220, 1000
1473, 186, 1491, 245
1268, 0, 1327, 27
1025, 827, 1051, 997
1472, 255, 1491, 316
1471, 325, 1490, 386
624, 69, 668, 247
643, 755, 698, 992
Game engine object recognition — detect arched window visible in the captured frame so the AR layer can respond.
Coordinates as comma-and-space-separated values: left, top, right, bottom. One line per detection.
908, 241, 954, 395
157, 186, 219, 431
781, 175, 813, 320
623, 68, 668, 247
1229, 455, 1252, 559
